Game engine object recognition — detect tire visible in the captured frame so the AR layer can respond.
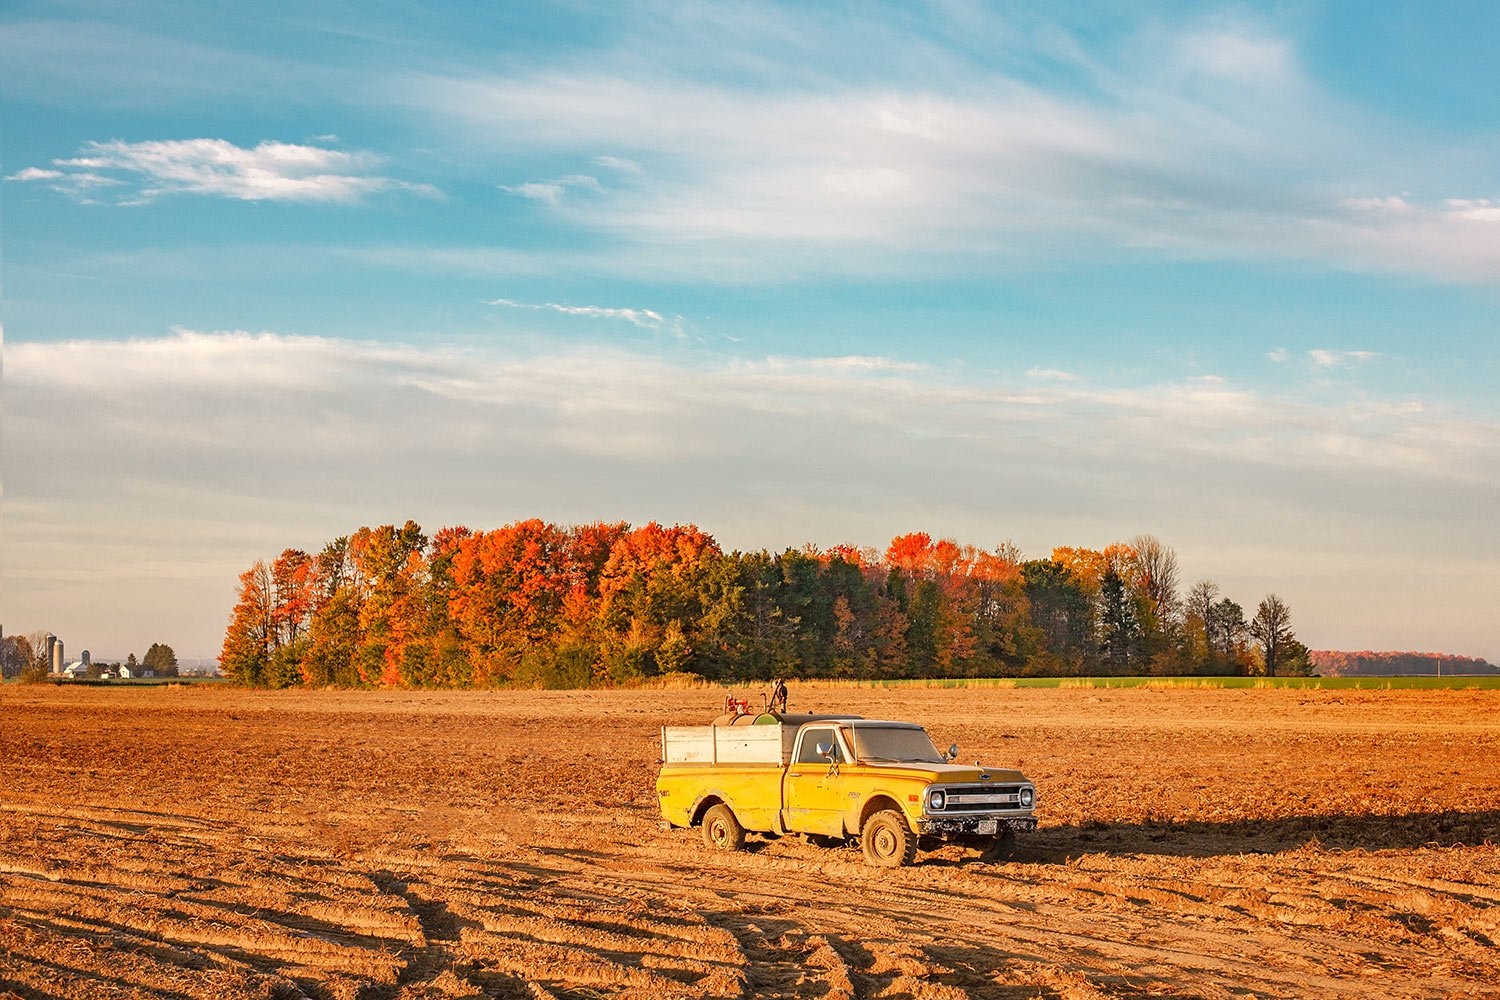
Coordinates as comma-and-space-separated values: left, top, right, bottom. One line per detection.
861, 809, 917, 867
978, 827, 1017, 863
701, 804, 746, 852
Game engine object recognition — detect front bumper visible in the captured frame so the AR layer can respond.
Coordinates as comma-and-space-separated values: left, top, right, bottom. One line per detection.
919, 815, 1037, 836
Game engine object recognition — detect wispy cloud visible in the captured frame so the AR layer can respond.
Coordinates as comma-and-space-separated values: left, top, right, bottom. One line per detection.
5, 164, 125, 203
486, 296, 677, 333
1027, 367, 1079, 382
387, 10, 1500, 285
594, 155, 642, 175
498, 173, 603, 206
6, 167, 63, 181
1308, 349, 1380, 368
1270, 347, 1381, 368
6, 138, 439, 204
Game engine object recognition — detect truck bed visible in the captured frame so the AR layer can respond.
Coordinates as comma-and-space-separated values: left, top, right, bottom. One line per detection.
660, 713, 862, 766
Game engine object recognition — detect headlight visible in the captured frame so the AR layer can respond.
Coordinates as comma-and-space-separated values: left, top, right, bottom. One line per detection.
1020, 787, 1034, 808
927, 788, 947, 811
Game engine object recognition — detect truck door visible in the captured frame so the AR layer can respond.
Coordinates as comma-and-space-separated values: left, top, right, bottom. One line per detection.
783, 726, 850, 837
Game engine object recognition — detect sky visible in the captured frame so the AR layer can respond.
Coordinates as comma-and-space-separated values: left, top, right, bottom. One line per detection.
2, 1, 1498, 663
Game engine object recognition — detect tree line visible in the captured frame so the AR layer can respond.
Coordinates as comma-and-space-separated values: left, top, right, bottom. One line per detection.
218, 520, 1310, 688
1311, 650, 1497, 677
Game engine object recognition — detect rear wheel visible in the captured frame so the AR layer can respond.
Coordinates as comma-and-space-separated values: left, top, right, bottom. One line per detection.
701, 804, 746, 851
861, 809, 917, 867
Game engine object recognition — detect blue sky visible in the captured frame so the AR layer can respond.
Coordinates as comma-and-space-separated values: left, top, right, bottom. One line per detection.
3, 1, 1498, 662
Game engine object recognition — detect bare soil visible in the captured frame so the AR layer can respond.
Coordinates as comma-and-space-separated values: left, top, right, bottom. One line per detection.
2, 683, 1497, 998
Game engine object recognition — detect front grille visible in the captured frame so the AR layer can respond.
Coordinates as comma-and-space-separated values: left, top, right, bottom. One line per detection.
938, 784, 1028, 811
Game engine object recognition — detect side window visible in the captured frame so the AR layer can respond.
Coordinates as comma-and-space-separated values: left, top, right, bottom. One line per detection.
797, 728, 842, 764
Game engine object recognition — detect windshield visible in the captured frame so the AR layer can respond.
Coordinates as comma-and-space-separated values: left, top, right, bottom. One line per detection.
848, 726, 945, 764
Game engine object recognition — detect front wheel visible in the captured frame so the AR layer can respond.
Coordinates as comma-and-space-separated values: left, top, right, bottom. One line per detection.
861, 809, 917, 867
977, 827, 1017, 863
701, 804, 746, 852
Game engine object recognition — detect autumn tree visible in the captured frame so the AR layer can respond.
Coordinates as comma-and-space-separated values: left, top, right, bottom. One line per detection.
1207, 598, 1250, 675
1183, 580, 1220, 673
417, 525, 476, 688
302, 537, 359, 687
270, 548, 316, 649
825, 547, 907, 678
884, 533, 1010, 677
346, 521, 430, 686
1126, 534, 1186, 673
1128, 535, 1180, 628
1250, 593, 1295, 677
450, 518, 577, 685
220, 560, 273, 685
595, 522, 721, 682
2, 633, 49, 683
884, 533, 941, 676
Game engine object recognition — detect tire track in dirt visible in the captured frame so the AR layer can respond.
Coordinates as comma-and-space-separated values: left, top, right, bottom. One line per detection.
0, 804, 415, 999
548, 827, 1499, 998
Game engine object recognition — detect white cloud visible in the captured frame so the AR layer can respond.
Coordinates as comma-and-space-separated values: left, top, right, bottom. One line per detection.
594, 155, 643, 174
1308, 349, 1380, 368
788, 356, 923, 373
1027, 367, 1079, 382
1177, 27, 1293, 84
6, 167, 63, 181
1445, 198, 1500, 222
10, 138, 438, 204
486, 297, 671, 331
6, 163, 127, 203
499, 173, 603, 206
1343, 196, 1412, 213
502, 181, 565, 205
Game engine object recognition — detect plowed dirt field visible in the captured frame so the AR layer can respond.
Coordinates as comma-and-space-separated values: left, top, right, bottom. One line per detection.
2, 684, 1497, 999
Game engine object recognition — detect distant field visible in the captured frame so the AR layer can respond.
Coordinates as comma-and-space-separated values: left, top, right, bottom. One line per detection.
832, 674, 1500, 691
2, 684, 1498, 998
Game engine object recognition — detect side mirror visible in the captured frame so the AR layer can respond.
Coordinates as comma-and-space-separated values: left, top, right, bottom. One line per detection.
816, 741, 833, 759
947, 743, 959, 762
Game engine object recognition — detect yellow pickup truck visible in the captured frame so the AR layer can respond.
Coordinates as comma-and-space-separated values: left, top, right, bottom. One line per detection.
656, 711, 1037, 867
